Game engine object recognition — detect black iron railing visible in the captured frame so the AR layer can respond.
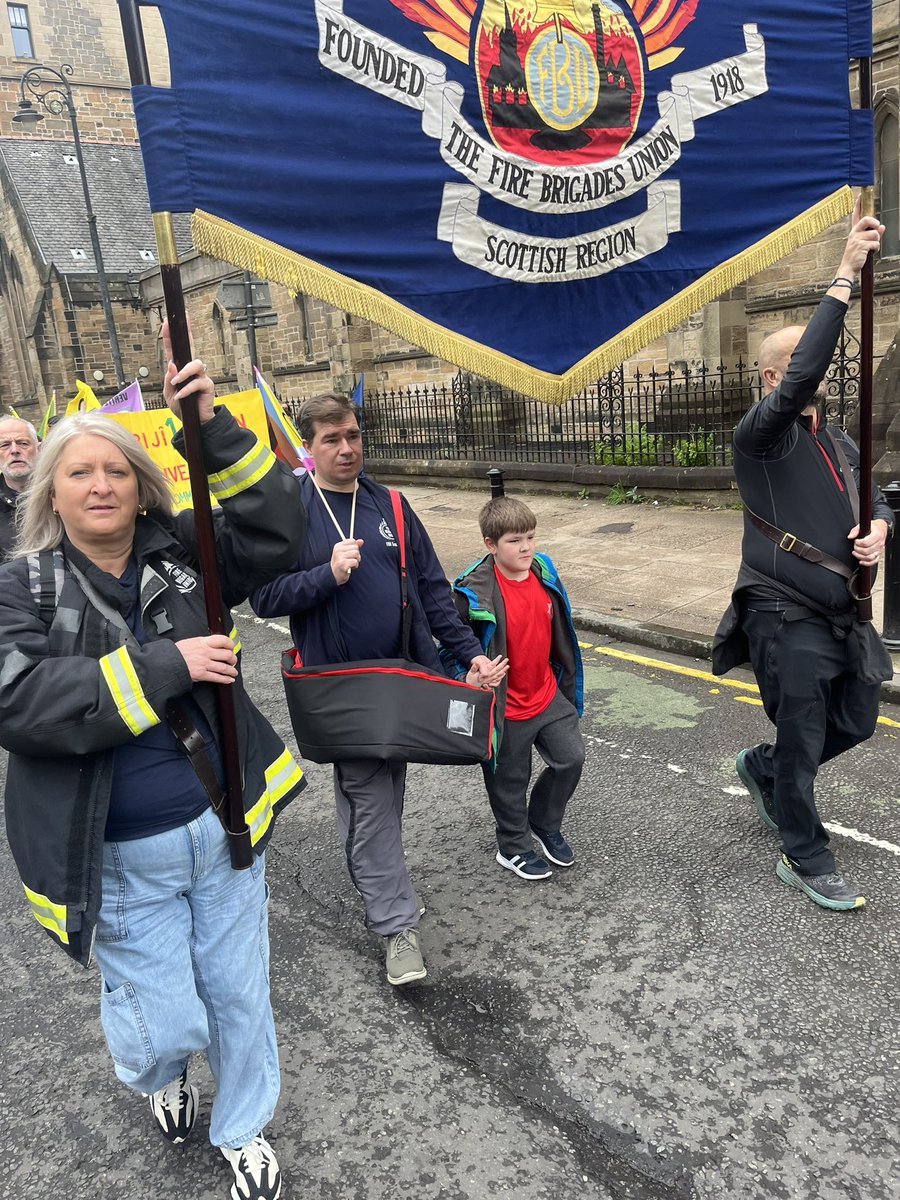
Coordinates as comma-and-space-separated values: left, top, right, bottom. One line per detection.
331, 327, 860, 468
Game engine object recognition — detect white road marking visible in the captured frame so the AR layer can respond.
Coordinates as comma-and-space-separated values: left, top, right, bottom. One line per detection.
236, 609, 291, 637
823, 822, 900, 857
727, 787, 900, 856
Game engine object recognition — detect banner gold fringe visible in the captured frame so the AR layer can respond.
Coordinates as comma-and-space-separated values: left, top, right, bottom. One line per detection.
192, 187, 853, 407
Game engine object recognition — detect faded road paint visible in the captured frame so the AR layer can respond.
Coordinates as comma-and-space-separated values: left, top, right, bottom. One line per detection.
582, 661, 708, 731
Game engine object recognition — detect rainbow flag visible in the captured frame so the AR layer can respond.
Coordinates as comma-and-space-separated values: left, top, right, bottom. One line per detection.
254, 367, 315, 474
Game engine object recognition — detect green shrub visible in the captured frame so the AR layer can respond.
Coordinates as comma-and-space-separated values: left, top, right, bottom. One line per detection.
672, 429, 717, 467
593, 424, 661, 466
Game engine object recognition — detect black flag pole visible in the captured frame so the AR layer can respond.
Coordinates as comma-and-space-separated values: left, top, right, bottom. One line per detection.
119, 0, 252, 868
853, 53, 876, 624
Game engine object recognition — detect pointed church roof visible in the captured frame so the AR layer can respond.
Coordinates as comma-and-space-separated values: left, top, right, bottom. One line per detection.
0, 138, 191, 276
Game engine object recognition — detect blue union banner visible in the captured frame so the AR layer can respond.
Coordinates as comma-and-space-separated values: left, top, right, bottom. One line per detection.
129, 0, 873, 402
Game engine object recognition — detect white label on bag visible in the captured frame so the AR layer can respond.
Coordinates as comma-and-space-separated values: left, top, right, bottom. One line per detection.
447, 699, 475, 737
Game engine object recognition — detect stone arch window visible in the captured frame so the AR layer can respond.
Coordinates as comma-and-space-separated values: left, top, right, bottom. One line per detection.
876, 102, 899, 258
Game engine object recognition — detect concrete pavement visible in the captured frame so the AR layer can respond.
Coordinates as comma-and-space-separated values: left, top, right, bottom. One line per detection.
393, 480, 900, 692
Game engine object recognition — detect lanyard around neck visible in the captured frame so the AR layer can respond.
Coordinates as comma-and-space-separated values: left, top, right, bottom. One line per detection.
310, 473, 358, 540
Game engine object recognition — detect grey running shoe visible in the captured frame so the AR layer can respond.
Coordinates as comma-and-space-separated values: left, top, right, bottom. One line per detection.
386, 929, 427, 985
735, 749, 778, 832
775, 855, 865, 911
221, 1133, 281, 1200
146, 1069, 198, 1144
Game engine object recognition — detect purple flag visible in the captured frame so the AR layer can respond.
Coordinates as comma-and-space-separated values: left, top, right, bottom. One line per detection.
101, 380, 144, 414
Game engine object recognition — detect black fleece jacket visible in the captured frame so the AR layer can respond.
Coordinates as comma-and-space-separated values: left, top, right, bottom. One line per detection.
733, 295, 892, 615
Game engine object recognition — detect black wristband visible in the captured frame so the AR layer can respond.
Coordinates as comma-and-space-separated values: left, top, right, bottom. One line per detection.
829, 276, 854, 289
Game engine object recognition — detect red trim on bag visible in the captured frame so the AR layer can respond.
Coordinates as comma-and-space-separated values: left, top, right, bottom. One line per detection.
280, 663, 496, 757
283, 665, 480, 687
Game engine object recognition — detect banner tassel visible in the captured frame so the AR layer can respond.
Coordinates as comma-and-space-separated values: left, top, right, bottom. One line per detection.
192, 187, 852, 407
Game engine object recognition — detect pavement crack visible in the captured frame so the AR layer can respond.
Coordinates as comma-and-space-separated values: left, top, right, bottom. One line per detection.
396, 978, 694, 1200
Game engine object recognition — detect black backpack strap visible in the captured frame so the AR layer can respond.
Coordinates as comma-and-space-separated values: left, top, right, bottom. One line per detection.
824, 430, 860, 526
27, 548, 65, 628
38, 549, 58, 626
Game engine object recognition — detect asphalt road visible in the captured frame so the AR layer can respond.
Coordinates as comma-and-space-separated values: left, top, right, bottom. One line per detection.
1, 612, 898, 1200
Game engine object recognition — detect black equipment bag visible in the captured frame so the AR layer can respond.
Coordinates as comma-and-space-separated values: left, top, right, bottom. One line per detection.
280, 489, 495, 765
281, 652, 495, 764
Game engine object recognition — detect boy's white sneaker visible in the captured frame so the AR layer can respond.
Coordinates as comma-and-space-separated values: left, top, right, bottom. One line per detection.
496, 850, 552, 879
530, 827, 576, 867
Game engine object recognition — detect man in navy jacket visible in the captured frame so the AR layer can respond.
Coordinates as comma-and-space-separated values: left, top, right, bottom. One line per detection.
253, 392, 499, 984
714, 205, 891, 911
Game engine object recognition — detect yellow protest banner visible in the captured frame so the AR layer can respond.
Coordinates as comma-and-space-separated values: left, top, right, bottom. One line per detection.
108, 390, 269, 511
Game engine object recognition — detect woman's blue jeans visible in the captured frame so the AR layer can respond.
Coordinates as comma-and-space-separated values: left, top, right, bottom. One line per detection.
93, 805, 279, 1149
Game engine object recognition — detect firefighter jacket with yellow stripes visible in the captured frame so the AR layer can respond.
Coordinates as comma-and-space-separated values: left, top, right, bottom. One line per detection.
0, 407, 306, 966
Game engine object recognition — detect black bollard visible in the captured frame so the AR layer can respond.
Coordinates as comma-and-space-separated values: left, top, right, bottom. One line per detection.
882, 481, 900, 649
487, 467, 505, 499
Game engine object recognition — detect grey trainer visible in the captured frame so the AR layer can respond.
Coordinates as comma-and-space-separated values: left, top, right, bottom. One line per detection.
386, 929, 427, 985
735, 749, 778, 832
775, 855, 865, 911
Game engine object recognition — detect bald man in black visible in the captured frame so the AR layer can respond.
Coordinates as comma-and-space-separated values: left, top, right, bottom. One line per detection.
714, 205, 892, 911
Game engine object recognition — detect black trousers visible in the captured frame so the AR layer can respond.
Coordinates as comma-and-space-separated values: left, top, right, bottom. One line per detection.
742, 608, 880, 874
481, 688, 585, 857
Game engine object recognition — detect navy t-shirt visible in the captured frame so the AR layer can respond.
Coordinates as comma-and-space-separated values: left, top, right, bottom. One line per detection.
324, 489, 403, 660
105, 558, 222, 842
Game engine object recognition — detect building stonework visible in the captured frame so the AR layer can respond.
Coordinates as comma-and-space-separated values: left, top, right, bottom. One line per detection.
0, 0, 897, 434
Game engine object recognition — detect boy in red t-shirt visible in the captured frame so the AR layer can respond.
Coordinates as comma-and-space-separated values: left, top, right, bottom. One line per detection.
446, 497, 585, 879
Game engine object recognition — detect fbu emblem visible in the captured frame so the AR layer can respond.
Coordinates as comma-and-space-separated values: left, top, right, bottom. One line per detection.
474, 0, 646, 166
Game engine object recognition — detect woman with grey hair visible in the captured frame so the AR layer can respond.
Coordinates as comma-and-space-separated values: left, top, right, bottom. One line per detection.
0, 327, 305, 1200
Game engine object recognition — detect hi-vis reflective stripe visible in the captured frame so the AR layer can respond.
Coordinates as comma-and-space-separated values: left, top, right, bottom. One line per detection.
245, 750, 303, 845
23, 884, 69, 945
208, 442, 275, 502
99, 645, 160, 735
229, 625, 242, 656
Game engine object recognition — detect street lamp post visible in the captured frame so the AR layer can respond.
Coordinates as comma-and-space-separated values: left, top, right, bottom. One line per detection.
13, 63, 125, 386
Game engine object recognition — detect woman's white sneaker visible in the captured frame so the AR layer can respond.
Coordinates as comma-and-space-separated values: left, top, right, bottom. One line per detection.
221, 1134, 281, 1200
146, 1069, 198, 1144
